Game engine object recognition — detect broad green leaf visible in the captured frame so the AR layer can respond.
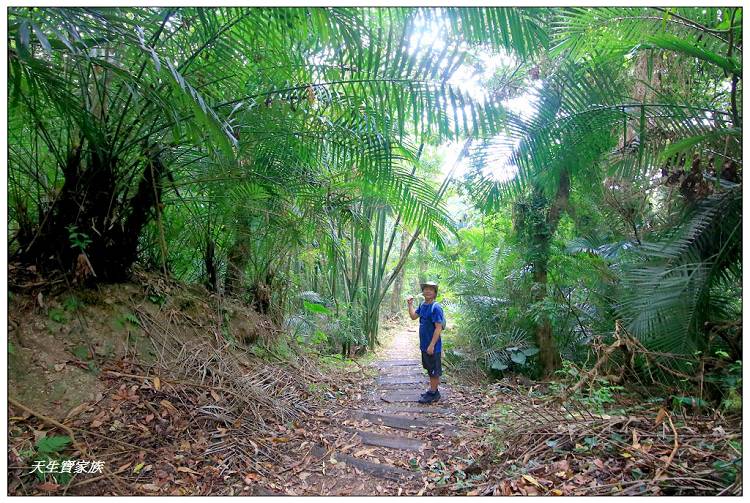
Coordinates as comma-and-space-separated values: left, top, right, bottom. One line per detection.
522, 347, 540, 356
490, 360, 508, 371
510, 352, 527, 365
641, 34, 741, 75
36, 435, 72, 454
660, 128, 742, 162
31, 24, 52, 54
303, 300, 332, 316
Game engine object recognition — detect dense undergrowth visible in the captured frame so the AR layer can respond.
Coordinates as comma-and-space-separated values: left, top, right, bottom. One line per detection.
8, 269, 372, 495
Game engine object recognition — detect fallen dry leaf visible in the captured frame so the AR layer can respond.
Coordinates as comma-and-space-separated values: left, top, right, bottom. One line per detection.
64, 402, 89, 422
177, 466, 200, 474
244, 472, 261, 483
655, 407, 667, 426
353, 447, 377, 458
632, 430, 641, 449
522, 474, 543, 489
117, 461, 132, 472
340, 442, 358, 452
160, 399, 178, 414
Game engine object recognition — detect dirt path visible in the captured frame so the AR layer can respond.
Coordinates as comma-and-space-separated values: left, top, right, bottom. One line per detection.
277, 321, 487, 496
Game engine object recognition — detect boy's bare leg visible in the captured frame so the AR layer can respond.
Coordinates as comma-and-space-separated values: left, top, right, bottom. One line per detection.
429, 375, 439, 392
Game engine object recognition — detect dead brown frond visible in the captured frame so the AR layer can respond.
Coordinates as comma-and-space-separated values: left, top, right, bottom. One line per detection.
486, 385, 741, 496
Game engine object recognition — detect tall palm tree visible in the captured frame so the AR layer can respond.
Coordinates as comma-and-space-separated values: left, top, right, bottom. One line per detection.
9, 7, 533, 281
466, 7, 741, 374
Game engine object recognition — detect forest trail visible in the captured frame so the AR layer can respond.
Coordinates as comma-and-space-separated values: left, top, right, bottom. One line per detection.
285, 321, 483, 496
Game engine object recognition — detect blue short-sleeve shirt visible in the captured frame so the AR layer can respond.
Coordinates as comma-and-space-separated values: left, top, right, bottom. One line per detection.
415, 302, 444, 352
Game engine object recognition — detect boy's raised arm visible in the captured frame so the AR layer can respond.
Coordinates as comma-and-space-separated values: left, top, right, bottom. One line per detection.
407, 296, 419, 320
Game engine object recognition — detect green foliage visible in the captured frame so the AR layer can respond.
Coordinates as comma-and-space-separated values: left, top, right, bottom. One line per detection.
617, 186, 741, 355
66, 226, 92, 252
289, 294, 331, 348
483, 329, 539, 374
48, 308, 66, 324
456, 6, 741, 383
114, 312, 141, 330
552, 361, 625, 412
36, 435, 71, 455
705, 358, 742, 412
712, 458, 742, 486
310, 330, 329, 346
326, 305, 369, 350
303, 300, 332, 316
24, 435, 73, 484
670, 395, 711, 411
71, 345, 89, 360
147, 293, 166, 306
62, 296, 83, 312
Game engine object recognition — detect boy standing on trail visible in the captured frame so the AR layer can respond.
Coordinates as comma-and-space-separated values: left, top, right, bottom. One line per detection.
407, 281, 445, 404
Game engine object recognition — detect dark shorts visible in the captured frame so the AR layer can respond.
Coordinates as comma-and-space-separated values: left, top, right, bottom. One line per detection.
421, 351, 442, 377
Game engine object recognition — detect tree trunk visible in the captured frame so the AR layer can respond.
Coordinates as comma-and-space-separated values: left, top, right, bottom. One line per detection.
224, 237, 248, 296
531, 170, 570, 376
389, 229, 408, 313
205, 237, 217, 292
417, 237, 428, 286
16, 143, 165, 283
250, 269, 274, 315
532, 262, 562, 375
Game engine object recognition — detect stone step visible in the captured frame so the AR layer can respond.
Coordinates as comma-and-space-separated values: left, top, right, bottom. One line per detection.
378, 369, 424, 378
371, 359, 421, 368
354, 411, 432, 430
357, 410, 458, 435
310, 445, 414, 481
377, 376, 449, 388
378, 389, 449, 403
377, 403, 456, 416
348, 429, 426, 451
377, 375, 428, 385
378, 382, 430, 391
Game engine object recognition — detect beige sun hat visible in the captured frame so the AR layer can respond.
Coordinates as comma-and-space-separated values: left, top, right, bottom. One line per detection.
420, 281, 439, 293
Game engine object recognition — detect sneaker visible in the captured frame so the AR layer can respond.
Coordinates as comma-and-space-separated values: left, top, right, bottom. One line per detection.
419, 390, 435, 399
418, 390, 440, 404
